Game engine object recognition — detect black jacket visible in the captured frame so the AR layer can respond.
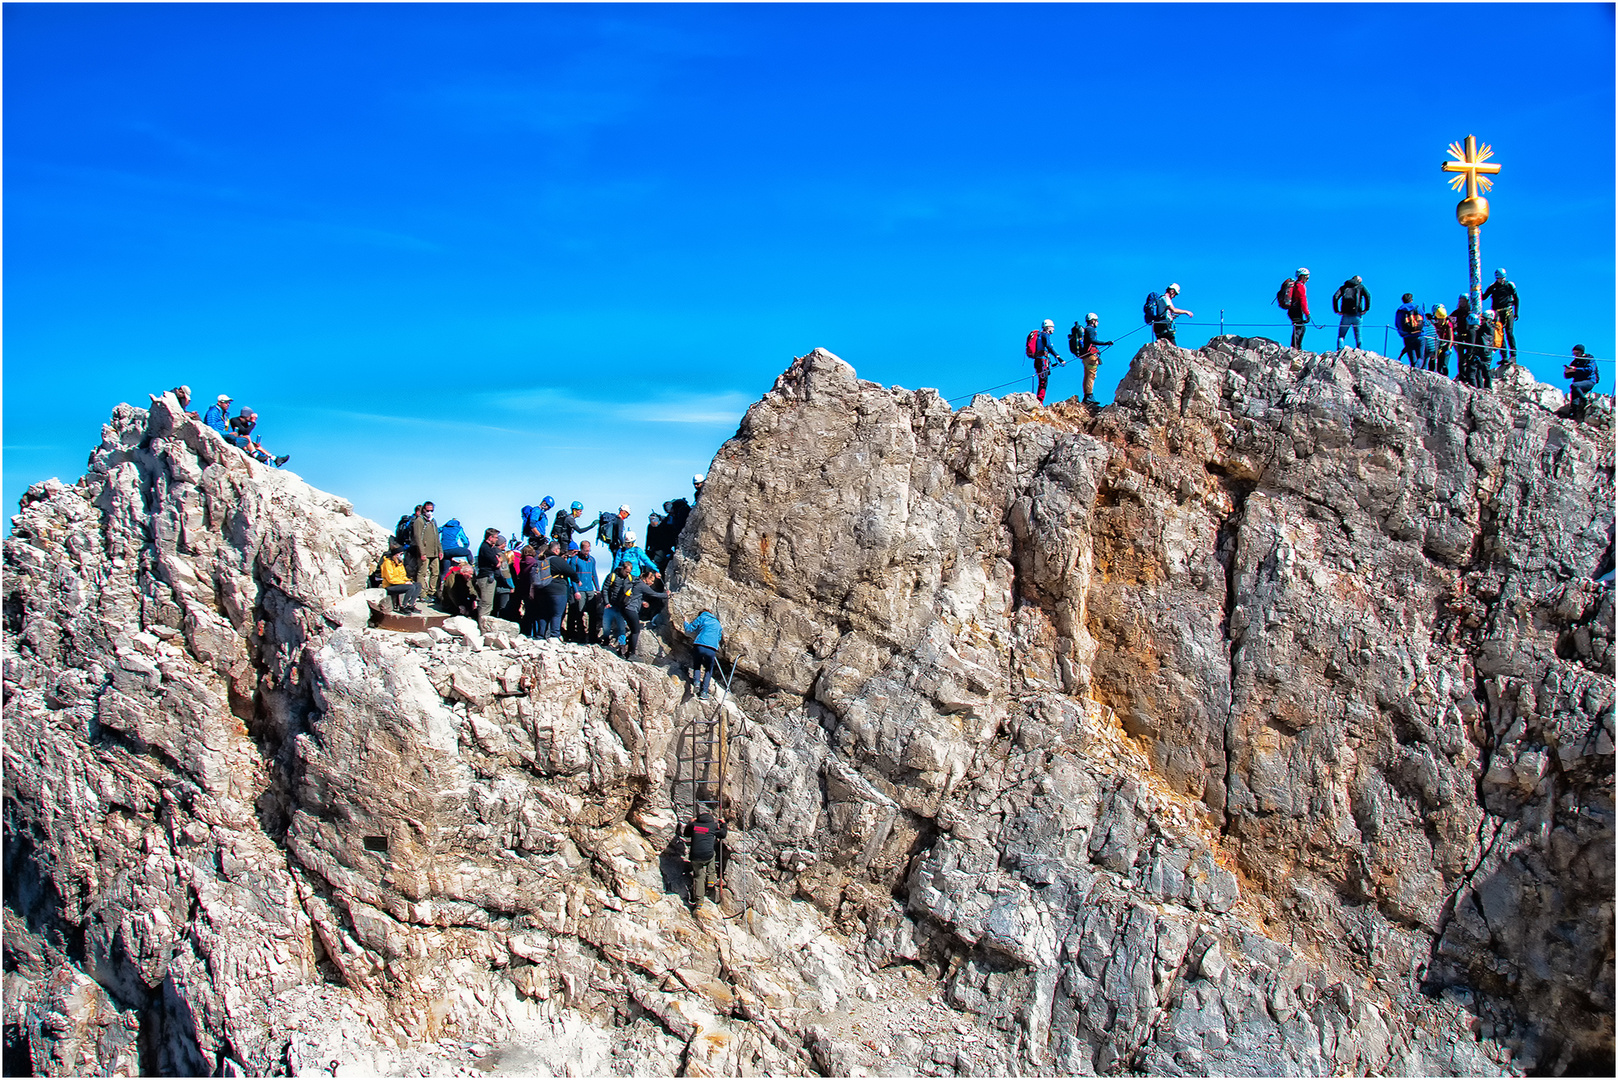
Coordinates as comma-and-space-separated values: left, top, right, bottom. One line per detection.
684, 815, 728, 861
1482, 280, 1519, 317
476, 540, 511, 584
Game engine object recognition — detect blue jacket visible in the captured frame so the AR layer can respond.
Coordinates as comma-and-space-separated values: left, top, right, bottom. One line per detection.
1081, 326, 1112, 353
439, 520, 469, 551
684, 611, 722, 649
1396, 301, 1422, 336
1036, 329, 1062, 361
617, 546, 657, 576
203, 404, 230, 435
568, 551, 599, 592
521, 505, 550, 542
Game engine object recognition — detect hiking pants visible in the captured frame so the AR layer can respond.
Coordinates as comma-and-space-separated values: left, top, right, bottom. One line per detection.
1033, 357, 1050, 404
1431, 345, 1451, 377
624, 607, 645, 657
1336, 315, 1362, 349
1153, 322, 1176, 344
535, 588, 567, 640
1290, 318, 1307, 349
414, 556, 440, 605
474, 576, 498, 621
1398, 334, 1423, 365
692, 644, 718, 696
603, 607, 627, 648
1498, 310, 1517, 362
690, 858, 714, 906
385, 582, 420, 610
1082, 349, 1100, 400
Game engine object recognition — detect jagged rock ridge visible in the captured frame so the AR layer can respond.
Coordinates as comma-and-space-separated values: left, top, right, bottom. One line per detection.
4, 340, 1612, 1076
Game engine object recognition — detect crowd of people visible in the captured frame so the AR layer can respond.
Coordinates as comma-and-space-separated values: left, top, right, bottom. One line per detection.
375, 475, 725, 665
163, 386, 291, 467
1028, 270, 1600, 417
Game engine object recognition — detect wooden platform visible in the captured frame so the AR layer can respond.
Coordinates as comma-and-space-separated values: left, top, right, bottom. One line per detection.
367, 600, 454, 633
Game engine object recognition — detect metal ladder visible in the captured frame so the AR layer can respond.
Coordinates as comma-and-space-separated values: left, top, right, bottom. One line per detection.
673, 653, 741, 905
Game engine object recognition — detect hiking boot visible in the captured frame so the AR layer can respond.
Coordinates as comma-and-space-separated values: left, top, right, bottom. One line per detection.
273, 454, 290, 467
1082, 396, 1099, 407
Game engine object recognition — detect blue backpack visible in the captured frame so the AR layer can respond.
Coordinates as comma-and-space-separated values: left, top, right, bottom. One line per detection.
521, 505, 547, 539
1143, 292, 1164, 324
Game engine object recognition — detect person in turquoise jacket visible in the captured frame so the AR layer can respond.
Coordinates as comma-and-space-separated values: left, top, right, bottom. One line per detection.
616, 532, 658, 577
683, 610, 723, 697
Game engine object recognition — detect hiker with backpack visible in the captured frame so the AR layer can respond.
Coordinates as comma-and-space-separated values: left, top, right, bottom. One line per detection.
1395, 294, 1425, 366
1145, 284, 1191, 344
1332, 276, 1371, 349
550, 501, 590, 546
526, 540, 580, 641
1564, 345, 1598, 422
616, 531, 658, 577
438, 518, 472, 563
626, 568, 669, 660
1482, 269, 1520, 364
1276, 268, 1311, 348
521, 498, 555, 548
1067, 314, 1113, 407
602, 560, 635, 655
597, 505, 631, 557
1026, 319, 1065, 405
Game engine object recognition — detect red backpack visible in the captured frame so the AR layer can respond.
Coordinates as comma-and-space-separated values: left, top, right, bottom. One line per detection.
1025, 329, 1041, 358
1275, 278, 1296, 309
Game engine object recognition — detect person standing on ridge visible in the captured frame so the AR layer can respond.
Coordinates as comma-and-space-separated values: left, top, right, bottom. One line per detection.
1395, 294, 1424, 366
474, 528, 512, 627
1429, 304, 1455, 377
1071, 314, 1113, 407
597, 505, 631, 557
1481, 269, 1520, 364
682, 608, 723, 699
1147, 284, 1191, 344
411, 502, 444, 609
569, 539, 601, 643
551, 501, 589, 546
1284, 268, 1311, 348
1564, 345, 1598, 422
1332, 276, 1370, 349
521, 497, 555, 548
1027, 318, 1064, 405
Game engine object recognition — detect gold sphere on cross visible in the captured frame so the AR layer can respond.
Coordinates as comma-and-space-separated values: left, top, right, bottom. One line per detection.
1456, 195, 1490, 227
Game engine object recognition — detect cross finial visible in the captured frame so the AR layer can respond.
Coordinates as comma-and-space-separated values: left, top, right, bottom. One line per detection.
1442, 134, 1501, 198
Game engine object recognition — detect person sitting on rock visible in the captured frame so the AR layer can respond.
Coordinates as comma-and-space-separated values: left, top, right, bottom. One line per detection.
438, 518, 473, 564
226, 407, 291, 467
683, 810, 729, 910
169, 385, 201, 420
202, 393, 233, 435
379, 542, 420, 613
682, 609, 723, 699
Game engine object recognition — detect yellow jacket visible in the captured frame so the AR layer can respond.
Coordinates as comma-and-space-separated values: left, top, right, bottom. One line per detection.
380, 554, 409, 586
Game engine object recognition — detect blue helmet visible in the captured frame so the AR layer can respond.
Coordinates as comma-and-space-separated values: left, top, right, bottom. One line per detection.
541, 496, 555, 509
1494, 268, 1507, 280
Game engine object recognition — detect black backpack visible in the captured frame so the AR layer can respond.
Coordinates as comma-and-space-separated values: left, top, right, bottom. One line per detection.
526, 556, 556, 596
1275, 278, 1296, 310
1068, 322, 1084, 356
608, 571, 635, 612
394, 515, 414, 548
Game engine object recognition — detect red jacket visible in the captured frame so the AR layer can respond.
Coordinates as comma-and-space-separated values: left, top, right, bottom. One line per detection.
1290, 280, 1310, 320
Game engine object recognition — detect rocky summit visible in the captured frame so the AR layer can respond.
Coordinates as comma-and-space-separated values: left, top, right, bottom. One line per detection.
4, 340, 1612, 1077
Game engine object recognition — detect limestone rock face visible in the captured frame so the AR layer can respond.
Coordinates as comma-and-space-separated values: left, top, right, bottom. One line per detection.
4, 342, 1612, 1078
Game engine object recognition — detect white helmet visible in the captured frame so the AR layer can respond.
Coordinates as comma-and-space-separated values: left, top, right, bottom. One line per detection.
1086, 312, 1098, 323
1296, 267, 1310, 277
1166, 282, 1181, 295
1042, 319, 1054, 329
693, 473, 705, 485
625, 531, 637, 545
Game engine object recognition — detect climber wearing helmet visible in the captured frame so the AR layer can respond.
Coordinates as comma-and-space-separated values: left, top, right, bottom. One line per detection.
1029, 318, 1065, 405
1482, 268, 1520, 364
521, 497, 556, 547
1564, 345, 1598, 422
1287, 268, 1311, 349
1076, 313, 1114, 408
1151, 284, 1192, 344
550, 500, 590, 545
616, 531, 658, 578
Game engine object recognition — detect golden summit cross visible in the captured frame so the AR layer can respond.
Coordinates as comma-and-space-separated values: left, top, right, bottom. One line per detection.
1443, 135, 1501, 198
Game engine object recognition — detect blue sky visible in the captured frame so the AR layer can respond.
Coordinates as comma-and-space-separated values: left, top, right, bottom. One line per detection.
5, 2, 1613, 543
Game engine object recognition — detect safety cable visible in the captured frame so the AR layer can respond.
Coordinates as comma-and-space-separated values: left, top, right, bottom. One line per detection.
945, 323, 1151, 404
